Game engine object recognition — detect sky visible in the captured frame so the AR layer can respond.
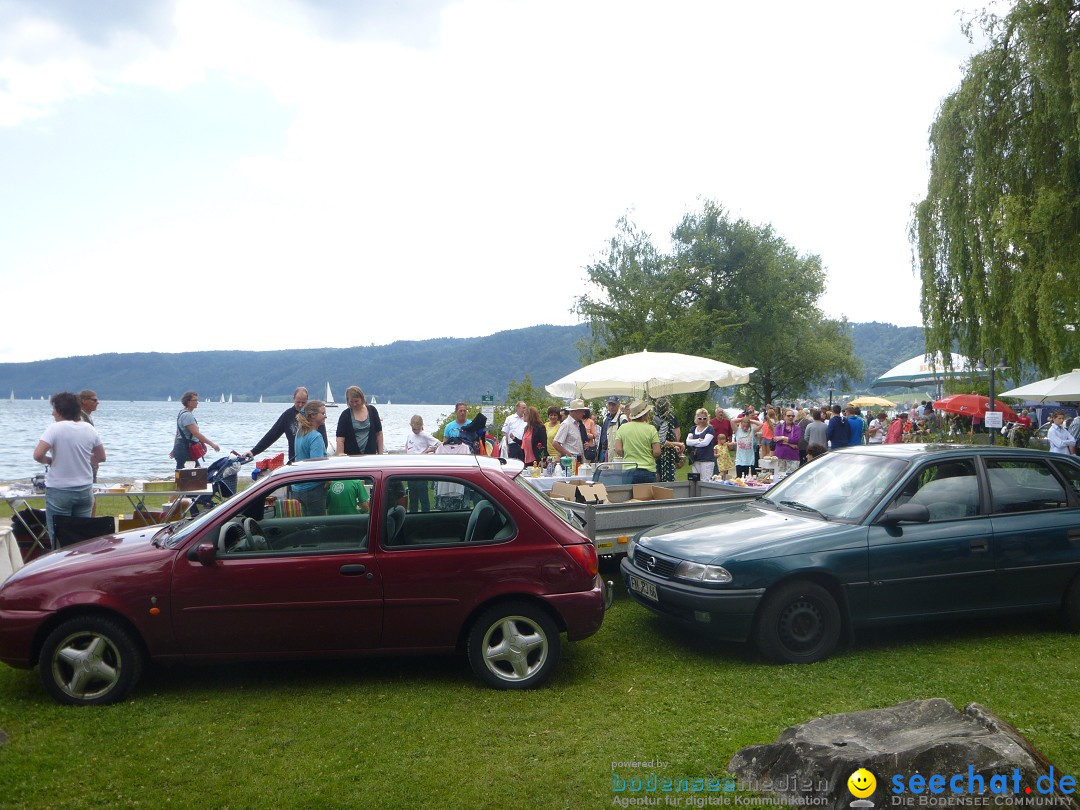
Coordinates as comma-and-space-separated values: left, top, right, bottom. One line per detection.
0, 0, 1001, 364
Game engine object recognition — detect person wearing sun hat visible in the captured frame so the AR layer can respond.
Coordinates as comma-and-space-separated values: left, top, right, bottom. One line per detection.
614, 399, 662, 484
553, 398, 590, 461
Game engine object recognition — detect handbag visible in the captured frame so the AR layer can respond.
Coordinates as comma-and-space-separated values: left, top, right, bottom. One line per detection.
188, 441, 208, 461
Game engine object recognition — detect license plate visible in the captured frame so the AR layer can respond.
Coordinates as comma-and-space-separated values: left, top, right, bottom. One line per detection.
629, 575, 658, 602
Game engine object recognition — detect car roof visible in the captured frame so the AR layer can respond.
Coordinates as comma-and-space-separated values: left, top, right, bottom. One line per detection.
263, 454, 524, 480
831, 443, 1065, 461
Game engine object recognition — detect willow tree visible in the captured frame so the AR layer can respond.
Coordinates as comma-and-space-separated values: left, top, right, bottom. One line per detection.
576, 202, 861, 406
913, 0, 1080, 375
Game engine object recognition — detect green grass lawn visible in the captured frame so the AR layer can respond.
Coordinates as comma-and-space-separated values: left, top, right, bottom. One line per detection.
1, 574, 1078, 809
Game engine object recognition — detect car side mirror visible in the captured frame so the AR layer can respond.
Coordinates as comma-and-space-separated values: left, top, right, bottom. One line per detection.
878, 503, 931, 525
193, 542, 218, 565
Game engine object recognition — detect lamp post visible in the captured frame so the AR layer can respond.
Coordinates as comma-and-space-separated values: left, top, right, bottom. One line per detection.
979, 348, 1008, 446
828, 380, 835, 409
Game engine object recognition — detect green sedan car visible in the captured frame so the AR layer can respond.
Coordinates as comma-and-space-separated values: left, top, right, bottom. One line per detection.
621, 444, 1080, 663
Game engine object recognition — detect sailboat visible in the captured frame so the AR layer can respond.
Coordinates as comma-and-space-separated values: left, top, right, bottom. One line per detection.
228, 393, 234, 404
167, 395, 172, 402
370, 395, 378, 405
259, 394, 263, 404
387, 399, 392, 406
219, 393, 225, 404
8, 390, 13, 402
325, 382, 339, 408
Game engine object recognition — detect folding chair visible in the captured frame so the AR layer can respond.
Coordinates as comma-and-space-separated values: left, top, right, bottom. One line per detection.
52, 516, 118, 548
10, 506, 50, 562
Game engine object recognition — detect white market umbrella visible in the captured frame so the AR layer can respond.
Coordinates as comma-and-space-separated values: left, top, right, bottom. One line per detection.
998, 370, 1080, 403
545, 350, 756, 400
870, 352, 981, 390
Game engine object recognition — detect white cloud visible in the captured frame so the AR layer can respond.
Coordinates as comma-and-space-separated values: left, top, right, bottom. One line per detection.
0, 0, 1001, 363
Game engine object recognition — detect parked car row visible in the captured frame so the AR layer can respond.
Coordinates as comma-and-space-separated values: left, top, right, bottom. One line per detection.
3, 445, 1080, 705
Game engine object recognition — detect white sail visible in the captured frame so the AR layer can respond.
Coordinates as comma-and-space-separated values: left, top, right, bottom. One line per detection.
228, 393, 234, 404
167, 395, 172, 402
219, 393, 225, 403
259, 394, 263, 404
325, 382, 339, 407
387, 399, 392, 406
8, 390, 13, 402
370, 395, 378, 405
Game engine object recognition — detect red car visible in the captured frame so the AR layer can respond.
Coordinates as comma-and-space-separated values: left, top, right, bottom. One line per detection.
0, 455, 608, 705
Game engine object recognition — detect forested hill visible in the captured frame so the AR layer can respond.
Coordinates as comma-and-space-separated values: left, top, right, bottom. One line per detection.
0, 321, 924, 403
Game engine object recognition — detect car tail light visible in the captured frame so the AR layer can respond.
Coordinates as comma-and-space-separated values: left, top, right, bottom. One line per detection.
563, 542, 598, 577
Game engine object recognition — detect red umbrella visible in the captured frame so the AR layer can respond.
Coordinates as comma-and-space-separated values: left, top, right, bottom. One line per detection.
932, 394, 1018, 422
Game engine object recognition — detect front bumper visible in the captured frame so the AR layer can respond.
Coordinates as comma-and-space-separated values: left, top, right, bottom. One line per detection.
619, 558, 764, 642
0, 609, 52, 668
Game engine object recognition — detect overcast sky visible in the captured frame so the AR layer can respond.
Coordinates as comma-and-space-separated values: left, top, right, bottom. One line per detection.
0, 0, 998, 364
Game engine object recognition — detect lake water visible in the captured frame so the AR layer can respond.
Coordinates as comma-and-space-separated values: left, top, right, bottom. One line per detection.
0, 400, 454, 484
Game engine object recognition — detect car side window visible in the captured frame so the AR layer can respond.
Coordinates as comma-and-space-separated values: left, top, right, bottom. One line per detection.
383, 477, 514, 548
219, 477, 373, 555
886, 459, 980, 521
986, 459, 1069, 514
1050, 459, 1080, 499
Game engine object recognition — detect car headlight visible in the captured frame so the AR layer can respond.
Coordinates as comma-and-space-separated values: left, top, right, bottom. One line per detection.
674, 561, 733, 584
626, 537, 637, 559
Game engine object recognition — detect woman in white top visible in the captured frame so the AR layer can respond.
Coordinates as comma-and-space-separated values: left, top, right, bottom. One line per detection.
1047, 411, 1076, 454
33, 391, 107, 544
867, 411, 887, 444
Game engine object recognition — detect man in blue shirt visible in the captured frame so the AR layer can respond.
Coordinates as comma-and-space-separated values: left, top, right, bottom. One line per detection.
846, 407, 864, 447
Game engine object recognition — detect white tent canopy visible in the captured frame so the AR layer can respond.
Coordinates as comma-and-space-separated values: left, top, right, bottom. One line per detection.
998, 370, 1080, 403
871, 352, 981, 390
546, 350, 756, 400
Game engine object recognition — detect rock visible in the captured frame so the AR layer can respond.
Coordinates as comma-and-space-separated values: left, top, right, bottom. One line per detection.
728, 698, 1079, 810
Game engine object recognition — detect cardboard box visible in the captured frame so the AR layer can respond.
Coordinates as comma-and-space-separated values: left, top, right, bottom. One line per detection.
116, 512, 163, 531
630, 484, 676, 502
550, 481, 608, 504
175, 468, 208, 492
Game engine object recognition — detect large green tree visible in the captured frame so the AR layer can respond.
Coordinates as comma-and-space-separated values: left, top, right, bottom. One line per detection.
913, 0, 1080, 375
576, 202, 861, 406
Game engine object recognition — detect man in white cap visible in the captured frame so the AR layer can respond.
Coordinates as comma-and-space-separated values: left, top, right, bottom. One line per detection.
598, 396, 627, 462
553, 399, 589, 461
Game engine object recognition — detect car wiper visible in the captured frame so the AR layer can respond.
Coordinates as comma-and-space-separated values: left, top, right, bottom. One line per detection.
780, 500, 828, 520
151, 524, 175, 547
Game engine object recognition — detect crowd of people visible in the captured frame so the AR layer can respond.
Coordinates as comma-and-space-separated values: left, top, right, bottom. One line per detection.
30, 384, 1079, 544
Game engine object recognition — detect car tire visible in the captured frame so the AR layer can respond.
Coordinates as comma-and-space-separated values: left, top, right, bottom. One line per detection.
754, 580, 841, 664
38, 616, 144, 706
467, 601, 561, 690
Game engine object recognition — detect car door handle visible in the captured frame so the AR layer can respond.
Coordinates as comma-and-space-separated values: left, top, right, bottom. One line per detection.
970, 540, 989, 553
340, 564, 367, 575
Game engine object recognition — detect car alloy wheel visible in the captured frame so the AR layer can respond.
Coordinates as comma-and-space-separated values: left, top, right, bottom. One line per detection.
467, 601, 561, 690
38, 616, 144, 706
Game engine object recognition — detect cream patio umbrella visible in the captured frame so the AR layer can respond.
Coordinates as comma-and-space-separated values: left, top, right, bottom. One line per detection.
847, 396, 896, 408
998, 370, 1080, 403
545, 350, 756, 400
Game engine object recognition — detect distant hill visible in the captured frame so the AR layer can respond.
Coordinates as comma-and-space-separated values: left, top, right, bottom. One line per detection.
849, 322, 927, 390
0, 321, 926, 403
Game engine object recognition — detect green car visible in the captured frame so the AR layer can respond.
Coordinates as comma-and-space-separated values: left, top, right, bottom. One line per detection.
621, 444, 1080, 663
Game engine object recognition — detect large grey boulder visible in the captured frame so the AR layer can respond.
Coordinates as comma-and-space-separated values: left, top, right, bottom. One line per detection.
728, 698, 1078, 810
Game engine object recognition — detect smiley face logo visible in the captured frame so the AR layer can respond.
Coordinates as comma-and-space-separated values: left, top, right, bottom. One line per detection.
848, 768, 876, 798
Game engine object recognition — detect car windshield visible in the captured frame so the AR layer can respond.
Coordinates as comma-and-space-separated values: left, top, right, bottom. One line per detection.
158, 497, 237, 548
763, 451, 908, 522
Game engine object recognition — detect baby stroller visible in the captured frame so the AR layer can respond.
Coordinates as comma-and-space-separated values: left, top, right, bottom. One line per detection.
184, 453, 251, 517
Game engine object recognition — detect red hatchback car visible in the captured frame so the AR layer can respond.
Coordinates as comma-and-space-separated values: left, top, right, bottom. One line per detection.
0, 455, 608, 705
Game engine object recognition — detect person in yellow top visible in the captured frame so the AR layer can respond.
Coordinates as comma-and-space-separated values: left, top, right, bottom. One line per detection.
615, 399, 662, 485
545, 406, 562, 460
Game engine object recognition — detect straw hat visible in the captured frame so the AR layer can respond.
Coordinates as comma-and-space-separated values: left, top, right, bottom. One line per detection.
628, 399, 654, 420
